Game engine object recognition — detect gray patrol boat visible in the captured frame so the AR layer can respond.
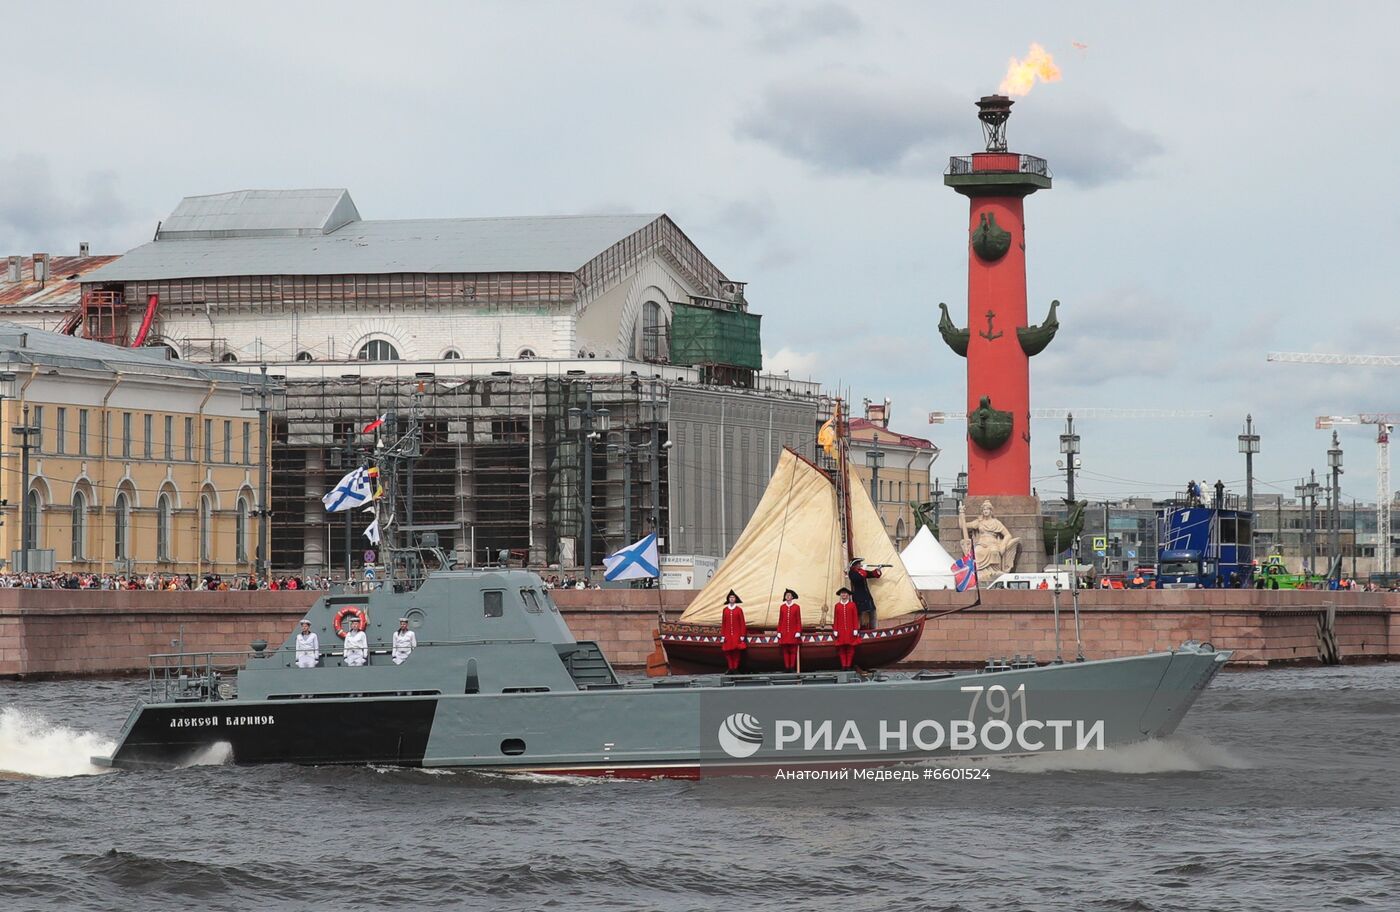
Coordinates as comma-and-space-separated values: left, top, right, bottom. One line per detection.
97, 556, 1231, 777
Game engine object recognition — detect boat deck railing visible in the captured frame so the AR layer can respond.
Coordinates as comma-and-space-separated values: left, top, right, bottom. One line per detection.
147, 651, 249, 703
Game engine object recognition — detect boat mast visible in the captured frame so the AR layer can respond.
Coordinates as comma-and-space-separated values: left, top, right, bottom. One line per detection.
836, 396, 854, 563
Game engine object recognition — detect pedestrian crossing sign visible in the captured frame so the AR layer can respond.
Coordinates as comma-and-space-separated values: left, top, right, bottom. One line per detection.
1092, 536, 1107, 550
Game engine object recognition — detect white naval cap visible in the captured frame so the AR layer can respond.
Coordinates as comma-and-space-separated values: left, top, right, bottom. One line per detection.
398, 617, 409, 622
299, 618, 312, 625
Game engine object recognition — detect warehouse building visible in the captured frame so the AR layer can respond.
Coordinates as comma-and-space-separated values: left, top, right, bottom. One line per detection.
79, 189, 822, 574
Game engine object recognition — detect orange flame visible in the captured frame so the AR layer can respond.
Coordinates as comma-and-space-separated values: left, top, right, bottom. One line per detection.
999, 43, 1062, 96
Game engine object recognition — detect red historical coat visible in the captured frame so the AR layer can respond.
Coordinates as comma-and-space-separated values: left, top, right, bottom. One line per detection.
721, 604, 748, 651
832, 599, 861, 646
776, 601, 803, 644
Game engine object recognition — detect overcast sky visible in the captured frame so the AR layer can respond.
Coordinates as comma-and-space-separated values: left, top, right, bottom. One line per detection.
4, 1, 1398, 507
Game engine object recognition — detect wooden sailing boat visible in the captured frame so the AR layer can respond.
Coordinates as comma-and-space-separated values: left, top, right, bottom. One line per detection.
657, 430, 927, 674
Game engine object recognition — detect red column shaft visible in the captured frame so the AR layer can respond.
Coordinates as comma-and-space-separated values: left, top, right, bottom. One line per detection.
966, 196, 1030, 497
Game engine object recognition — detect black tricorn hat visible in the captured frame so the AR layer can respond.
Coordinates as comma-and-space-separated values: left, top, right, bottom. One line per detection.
849, 557, 864, 567
836, 586, 853, 596
782, 589, 798, 600
725, 589, 742, 604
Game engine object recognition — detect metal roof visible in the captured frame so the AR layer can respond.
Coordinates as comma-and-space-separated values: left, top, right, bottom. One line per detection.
0, 321, 253, 384
84, 188, 664, 282
1, 255, 121, 309
156, 188, 360, 240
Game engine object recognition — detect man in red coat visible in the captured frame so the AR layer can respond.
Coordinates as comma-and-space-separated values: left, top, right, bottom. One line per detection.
776, 588, 803, 672
832, 586, 860, 670
720, 590, 747, 673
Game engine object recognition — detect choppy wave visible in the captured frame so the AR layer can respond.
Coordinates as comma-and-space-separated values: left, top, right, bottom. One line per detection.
0, 706, 115, 778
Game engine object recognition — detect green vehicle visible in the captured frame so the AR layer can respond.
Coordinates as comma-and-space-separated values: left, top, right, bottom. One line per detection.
1256, 555, 1330, 589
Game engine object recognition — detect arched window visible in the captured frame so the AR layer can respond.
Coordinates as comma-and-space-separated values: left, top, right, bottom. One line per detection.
641, 301, 668, 362
236, 495, 249, 564
157, 493, 173, 562
294, 351, 315, 362
517, 348, 535, 359
220, 352, 238, 362
895, 518, 907, 550
70, 490, 87, 561
199, 494, 213, 563
358, 339, 399, 361
114, 491, 131, 561
442, 349, 462, 360
23, 489, 41, 551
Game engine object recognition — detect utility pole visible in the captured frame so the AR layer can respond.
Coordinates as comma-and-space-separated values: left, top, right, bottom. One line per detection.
1239, 414, 1260, 557
1059, 413, 1080, 503
866, 433, 884, 509
241, 368, 286, 580
1329, 432, 1343, 580
11, 405, 38, 572
931, 477, 943, 538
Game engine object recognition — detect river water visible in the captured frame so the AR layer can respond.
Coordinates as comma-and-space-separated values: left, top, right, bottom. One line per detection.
2, 664, 1398, 912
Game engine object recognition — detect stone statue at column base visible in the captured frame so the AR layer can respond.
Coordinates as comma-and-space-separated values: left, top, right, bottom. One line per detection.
959, 499, 1022, 579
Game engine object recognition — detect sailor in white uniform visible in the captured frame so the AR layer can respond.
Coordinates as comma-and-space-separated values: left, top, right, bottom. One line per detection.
295, 619, 319, 669
391, 617, 417, 665
343, 616, 369, 667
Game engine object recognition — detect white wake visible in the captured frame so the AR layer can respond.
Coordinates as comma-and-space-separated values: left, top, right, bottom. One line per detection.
0, 706, 116, 779
976, 734, 1252, 774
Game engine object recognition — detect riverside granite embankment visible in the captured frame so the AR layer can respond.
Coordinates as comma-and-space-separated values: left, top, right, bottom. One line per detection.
1, 586, 1395, 677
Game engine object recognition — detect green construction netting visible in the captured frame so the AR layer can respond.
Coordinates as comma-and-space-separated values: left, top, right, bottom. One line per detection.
669, 303, 762, 370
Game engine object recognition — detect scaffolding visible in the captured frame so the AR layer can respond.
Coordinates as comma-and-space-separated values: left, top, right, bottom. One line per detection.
269, 372, 670, 576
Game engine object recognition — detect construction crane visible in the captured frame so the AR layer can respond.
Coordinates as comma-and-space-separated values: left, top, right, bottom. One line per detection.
1268, 352, 1400, 367
928, 408, 1213, 422
1268, 351, 1400, 573
1316, 415, 1397, 574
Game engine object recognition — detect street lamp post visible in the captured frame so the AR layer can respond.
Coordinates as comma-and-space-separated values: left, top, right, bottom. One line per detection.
1239, 415, 1260, 553
10, 402, 38, 572
0, 372, 16, 567
241, 367, 288, 580
1328, 432, 1343, 581
953, 471, 968, 540
866, 433, 884, 509
567, 386, 609, 581
1059, 413, 1080, 503
931, 476, 944, 537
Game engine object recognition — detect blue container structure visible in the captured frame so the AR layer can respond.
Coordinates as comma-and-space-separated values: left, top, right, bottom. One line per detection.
1156, 507, 1254, 588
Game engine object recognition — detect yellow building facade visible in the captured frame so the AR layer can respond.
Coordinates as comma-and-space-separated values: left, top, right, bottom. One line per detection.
846, 409, 939, 552
0, 325, 262, 576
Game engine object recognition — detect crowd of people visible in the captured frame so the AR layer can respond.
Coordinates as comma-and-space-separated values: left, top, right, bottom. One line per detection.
0, 572, 335, 591
541, 575, 603, 590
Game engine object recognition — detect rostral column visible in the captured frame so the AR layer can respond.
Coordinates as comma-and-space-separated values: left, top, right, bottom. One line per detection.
939, 95, 1058, 569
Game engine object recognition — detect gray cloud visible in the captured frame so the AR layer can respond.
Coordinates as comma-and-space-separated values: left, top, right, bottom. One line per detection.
1013, 105, 1165, 187
1035, 287, 1203, 387
752, 2, 860, 51
0, 154, 139, 253
737, 77, 1163, 186
736, 75, 965, 174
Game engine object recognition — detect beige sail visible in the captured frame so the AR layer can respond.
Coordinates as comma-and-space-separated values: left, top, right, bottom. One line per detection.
679, 449, 846, 628
844, 461, 925, 619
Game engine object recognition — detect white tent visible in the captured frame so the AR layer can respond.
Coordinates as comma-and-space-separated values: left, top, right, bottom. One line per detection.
900, 525, 958, 590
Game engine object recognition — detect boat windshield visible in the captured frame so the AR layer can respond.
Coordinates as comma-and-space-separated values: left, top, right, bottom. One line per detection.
1159, 559, 1198, 577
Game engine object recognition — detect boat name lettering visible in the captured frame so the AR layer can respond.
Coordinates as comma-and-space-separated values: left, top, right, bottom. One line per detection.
224, 715, 275, 726
169, 716, 218, 728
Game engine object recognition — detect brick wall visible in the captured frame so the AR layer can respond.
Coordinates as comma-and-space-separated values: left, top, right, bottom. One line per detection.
1, 587, 1395, 677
